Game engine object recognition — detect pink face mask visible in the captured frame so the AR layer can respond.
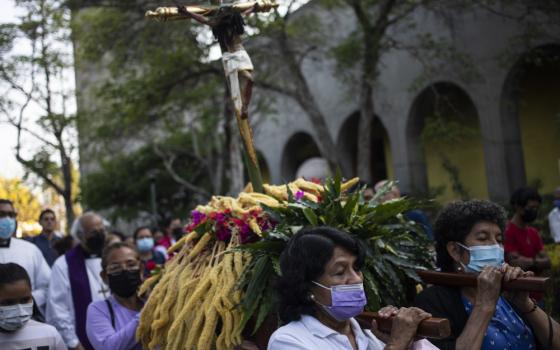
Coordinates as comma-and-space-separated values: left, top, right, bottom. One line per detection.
312, 281, 367, 321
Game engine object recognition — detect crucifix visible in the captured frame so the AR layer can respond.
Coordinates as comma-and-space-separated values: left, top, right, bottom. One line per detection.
146, 1, 278, 193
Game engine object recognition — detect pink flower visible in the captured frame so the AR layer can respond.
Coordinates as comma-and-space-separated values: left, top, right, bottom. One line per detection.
295, 190, 305, 201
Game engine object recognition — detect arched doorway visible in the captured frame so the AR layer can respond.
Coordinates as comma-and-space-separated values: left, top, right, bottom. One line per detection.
336, 112, 392, 183
281, 132, 322, 181
408, 82, 488, 201
501, 44, 560, 193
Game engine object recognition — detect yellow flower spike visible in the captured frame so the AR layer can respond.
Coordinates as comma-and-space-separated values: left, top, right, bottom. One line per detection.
340, 177, 360, 192
248, 217, 262, 236
293, 178, 324, 195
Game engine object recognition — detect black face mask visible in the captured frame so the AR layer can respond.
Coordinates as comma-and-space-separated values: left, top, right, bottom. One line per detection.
85, 230, 106, 255
108, 269, 142, 298
522, 208, 538, 223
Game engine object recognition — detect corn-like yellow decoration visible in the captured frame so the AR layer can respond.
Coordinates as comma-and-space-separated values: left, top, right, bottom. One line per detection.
136, 177, 360, 349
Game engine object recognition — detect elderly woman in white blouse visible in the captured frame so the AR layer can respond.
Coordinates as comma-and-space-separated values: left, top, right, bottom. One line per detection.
268, 227, 436, 350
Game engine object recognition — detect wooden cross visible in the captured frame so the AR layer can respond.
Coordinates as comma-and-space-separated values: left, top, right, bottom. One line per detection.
146, 1, 279, 193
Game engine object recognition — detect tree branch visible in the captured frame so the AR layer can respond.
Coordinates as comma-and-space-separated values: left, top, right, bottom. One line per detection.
254, 79, 297, 98
152, 143, 212, 198
15, 154, 65, 194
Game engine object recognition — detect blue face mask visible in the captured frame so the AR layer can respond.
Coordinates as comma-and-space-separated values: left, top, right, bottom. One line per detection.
137, 237, 154, 253
456, 243, 504, 273
0, 218, 16, 239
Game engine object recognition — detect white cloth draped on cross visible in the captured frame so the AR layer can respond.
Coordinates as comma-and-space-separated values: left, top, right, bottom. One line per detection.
222, 50, 254, 113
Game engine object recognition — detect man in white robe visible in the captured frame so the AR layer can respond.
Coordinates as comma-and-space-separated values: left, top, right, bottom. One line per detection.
0, 199, 51, 314
46, 212, 109, 350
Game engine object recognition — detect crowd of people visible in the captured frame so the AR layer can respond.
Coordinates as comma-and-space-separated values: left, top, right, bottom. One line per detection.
0, 181, 559, 350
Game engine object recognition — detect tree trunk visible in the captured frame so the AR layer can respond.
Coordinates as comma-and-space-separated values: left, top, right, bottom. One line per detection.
357, 34, 381, 185
63, 189, 75, 234
278, 35, 351, 177
356, 78, 374, 184
59, 141, 75, 233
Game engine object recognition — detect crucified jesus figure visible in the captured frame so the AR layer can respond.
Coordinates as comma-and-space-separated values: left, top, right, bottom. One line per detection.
180, 3, 256, 120
146, 1, 277, 192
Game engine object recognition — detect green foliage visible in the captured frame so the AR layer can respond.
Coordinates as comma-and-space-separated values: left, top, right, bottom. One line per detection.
421, 114, 478, 145
81, 130, 220, 221
439, 154, 471, 200
237, 174, 434, 332
1, 0, 77, 229
71, 5, 224, 142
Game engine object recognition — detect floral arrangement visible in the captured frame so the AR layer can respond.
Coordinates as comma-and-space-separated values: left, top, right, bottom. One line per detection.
137, 175, 434, 350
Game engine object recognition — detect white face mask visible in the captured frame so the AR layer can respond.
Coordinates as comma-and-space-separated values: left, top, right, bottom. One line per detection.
0, 302, 33, 331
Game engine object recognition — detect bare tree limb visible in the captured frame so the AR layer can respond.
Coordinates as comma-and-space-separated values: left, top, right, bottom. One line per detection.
152, 143, 212, 198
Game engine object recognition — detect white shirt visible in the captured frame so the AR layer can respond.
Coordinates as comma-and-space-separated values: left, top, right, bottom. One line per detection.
549, 208, 560, 243
0, 238, 51, 312
268, 315, 385, 350
46, 253, 108, 348
0, 319, 67, 350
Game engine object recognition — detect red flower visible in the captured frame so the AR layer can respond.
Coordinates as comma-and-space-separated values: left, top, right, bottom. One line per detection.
232, 218, 244, 227
310, 177, 322, 184
145, 260, 157, 271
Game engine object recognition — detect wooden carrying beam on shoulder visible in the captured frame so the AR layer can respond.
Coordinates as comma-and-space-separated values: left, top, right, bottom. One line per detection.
355, 312, 451, 339
417, 270, 551, 293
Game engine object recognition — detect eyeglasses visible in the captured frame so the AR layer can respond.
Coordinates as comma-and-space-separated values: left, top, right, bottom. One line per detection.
106, 261, 141, 275
0, 211, 17, 219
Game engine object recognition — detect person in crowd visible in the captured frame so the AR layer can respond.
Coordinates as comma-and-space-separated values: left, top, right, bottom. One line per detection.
86, 242, 144, 350
158, 217, 181, 249
0, 263, 66, 350
53, 235, 76, 257
504, 187, 551, 273
268, 226, 436, 350
133, 226, 166, 278
124, 235, 135, 246
414, 200, 560, 349
0, 199, 51, 315
373, 181, 434, 241
548, 186, 560, 244
47, 212, 110, 350
152, 227, 169, 260
172, 221, 185, 242
27, 208, 62, 266
106, 230, 125, 247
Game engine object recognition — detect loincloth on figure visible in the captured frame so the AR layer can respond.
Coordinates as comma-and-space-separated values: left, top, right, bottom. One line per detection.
222, 49, 253, 114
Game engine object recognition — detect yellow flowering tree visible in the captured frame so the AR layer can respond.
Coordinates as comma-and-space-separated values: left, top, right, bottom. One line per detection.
0, 178, 42, 235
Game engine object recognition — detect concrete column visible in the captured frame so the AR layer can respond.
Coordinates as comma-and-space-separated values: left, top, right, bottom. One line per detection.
472, 87, 525, 203
383, 104, 429, 196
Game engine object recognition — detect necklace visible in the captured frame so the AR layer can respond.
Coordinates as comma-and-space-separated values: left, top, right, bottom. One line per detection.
84, 260, 110, 298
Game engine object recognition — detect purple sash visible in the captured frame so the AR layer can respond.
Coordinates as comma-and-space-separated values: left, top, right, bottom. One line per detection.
65, 245, 94, 350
